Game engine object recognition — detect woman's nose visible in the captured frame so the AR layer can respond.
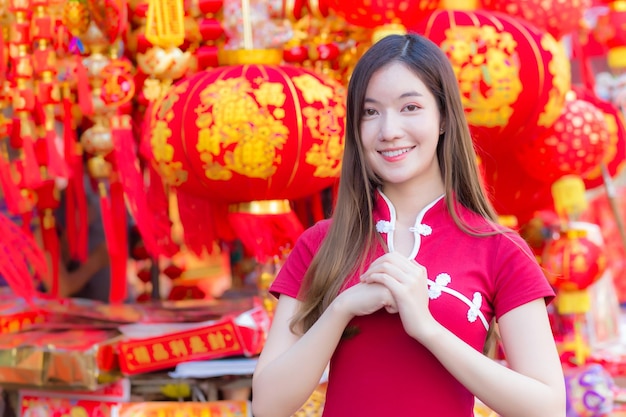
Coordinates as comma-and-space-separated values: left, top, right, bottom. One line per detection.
379, 114, 403, 141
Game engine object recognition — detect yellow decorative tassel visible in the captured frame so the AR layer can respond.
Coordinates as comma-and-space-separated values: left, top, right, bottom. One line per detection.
551, 175, 588, 220
145, 0, 185, 48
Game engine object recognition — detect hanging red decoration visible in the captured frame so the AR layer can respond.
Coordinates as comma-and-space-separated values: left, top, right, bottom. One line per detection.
571, 87, 626, 190
87, 0, 128, 43
143, 63, 346, 203
413, 9, 571, 154
542, 229, 606, 291
481, 0, 591, 40
322, 0, 439, 29
516, 95, 611, 184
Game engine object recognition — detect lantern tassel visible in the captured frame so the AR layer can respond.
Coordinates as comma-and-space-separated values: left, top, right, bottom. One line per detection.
146, 164, 178, 257
227, 200, 304, 263
176, 192, 232, 255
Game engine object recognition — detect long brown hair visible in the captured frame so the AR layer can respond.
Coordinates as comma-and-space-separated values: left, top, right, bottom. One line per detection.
290, 33, 499, 335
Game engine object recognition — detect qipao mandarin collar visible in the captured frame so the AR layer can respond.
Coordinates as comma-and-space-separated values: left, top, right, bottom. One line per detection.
372, 189, 445, 258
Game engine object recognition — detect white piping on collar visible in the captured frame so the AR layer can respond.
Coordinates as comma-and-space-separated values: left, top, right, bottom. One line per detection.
378, 191, 444, 259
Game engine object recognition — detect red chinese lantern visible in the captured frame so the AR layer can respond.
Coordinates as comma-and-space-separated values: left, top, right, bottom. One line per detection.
144, 63, 346, 203
516, 95, 611, 184
143, 61, 346, 259
481, 0, 591, 40
542, 229, 606, 291
322, 0, 439, 29
413, 9, 571, 153
591, 0, 626, 71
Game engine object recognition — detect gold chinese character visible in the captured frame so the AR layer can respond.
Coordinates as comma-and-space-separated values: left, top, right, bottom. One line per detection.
152, 343, 170, 361
168, 339, 189, 357
189, 336, 208, 354
132, 346, 152, 364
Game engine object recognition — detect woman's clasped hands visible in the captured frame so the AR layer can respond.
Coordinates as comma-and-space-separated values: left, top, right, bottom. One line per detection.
357, 252, 437, 340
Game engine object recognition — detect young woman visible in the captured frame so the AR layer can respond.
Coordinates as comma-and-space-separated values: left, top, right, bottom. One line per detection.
252, 33, 566, 417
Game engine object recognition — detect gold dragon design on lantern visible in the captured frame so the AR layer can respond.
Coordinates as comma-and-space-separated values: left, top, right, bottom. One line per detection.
441, 25, 522, 128
193, 72, 343, 182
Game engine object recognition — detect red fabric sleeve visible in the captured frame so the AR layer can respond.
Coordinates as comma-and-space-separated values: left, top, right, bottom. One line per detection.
270, 219, 331, 299
492, 231, 555, 320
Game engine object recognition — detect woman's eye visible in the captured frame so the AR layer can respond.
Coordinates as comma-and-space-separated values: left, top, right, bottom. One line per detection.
363, 108, 377, 116
404, 104, 419, 111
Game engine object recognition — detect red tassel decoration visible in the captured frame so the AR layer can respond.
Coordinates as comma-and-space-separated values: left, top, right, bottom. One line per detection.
62, 93, 88, 261
44, 128, 69, 179
0, 211, 46, 302
97, 180, 127, 304
13, 117, 42, 189
39, 209, 60, 297
74, 56, 94, 117
0, 149, 24, 215
227, 200, 305, 263
111, 114, 175, 258
146, 165, 178, 257
109, 179, 128, 303
176, 192, 231, 256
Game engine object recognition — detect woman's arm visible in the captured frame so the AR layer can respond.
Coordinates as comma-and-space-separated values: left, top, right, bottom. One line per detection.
419, 299, 565, 417
252, 282, 396, 417
252, 295, 348, 417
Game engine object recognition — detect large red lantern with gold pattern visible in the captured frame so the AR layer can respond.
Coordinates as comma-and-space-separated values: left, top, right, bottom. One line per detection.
516, 95, 611, 183
481, 0, 591, 40
322, 0, 439, 29
542, 229, 606, 291
413, 9, 571, 153
144, 63, 346, 203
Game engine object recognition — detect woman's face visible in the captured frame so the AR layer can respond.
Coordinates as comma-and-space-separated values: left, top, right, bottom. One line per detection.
359, 62, 443, 194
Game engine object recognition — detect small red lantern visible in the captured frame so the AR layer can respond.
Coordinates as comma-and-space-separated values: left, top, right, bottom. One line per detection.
516, 95, 611, 183
481, 0, 591, 40
144, 63, 346, 203
413, 9, 571, 153
542, 229, 606, 291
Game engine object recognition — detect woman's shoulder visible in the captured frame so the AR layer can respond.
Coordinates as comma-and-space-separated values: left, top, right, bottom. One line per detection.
298, 218, 332, 246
